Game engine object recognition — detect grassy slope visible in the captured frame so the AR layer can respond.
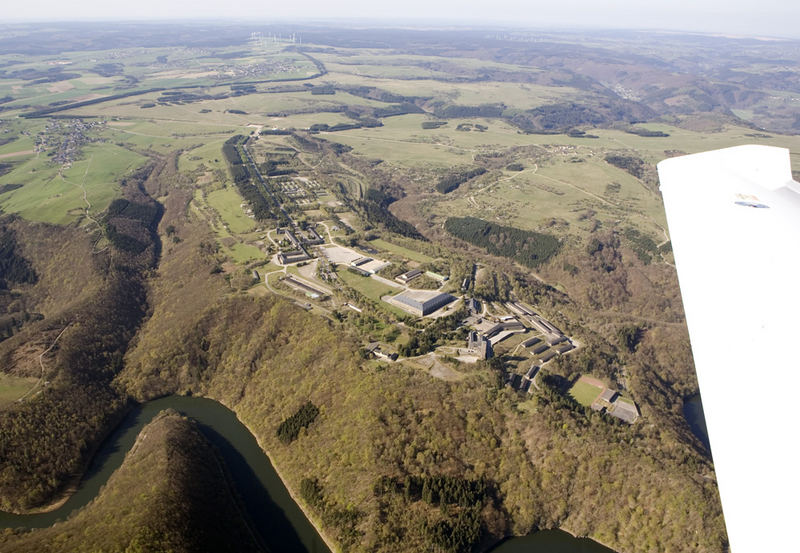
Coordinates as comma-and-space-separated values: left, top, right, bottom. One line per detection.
0, 141, 147, 225
368, 238, 434, 263
0, 374, 37, 407
0, 412, 264, 553
206, 186, 257, 233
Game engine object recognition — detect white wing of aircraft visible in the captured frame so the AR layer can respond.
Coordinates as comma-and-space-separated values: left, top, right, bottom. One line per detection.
657, 144, 800, 553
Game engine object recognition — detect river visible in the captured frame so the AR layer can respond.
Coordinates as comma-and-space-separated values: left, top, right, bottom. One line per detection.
683, 393, 711, 452
1, 396, 614, 553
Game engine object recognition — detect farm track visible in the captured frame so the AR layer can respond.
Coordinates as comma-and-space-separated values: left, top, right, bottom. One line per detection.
16, 324, 71, 403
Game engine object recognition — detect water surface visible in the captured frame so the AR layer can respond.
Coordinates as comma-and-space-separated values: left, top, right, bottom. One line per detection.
683, 393, 711, 451
2, 395, 616, 553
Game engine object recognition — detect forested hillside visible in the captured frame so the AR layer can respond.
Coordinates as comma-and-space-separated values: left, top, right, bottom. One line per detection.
0, 411, 264, 553
0, 158, 163, 511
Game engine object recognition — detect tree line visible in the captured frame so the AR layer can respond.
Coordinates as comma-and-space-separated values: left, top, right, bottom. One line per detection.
222, 135, 281, 222
604, 153, 648, 180
431, 103, 505, 119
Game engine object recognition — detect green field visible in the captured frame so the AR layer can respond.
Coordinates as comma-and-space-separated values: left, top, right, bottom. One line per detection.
336, 268, 409, 317
569, 377, 604, 407
337, 267, 398, 302
368, 238, 434, 263
0, 374, 38, 408
178, 138, 231, 174
0, 142, 147, 224
228, 242, 265, 264
206, 186, 257, 233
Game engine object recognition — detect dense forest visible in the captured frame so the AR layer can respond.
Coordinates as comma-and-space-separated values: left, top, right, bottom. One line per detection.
604, 154, 648, 180
358, 188, 425, 240
621, 227, 660, 265
277, 401, 320, 444
0, 222, 37, 289
445, 216, 560, 268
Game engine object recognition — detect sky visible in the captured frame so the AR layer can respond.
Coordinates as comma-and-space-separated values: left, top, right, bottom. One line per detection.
3, 0, 800, 39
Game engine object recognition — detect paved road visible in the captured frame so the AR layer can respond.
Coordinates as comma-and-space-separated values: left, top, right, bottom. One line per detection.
370, 273, 403, 289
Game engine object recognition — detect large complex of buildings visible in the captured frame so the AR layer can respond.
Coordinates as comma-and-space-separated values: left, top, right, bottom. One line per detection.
275, 225, 324, 265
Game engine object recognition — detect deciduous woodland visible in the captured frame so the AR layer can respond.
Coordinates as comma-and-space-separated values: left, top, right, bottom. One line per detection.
5, 20, 795, 553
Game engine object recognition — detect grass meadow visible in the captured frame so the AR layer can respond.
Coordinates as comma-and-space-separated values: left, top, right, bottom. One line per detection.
368, 238, 435, 263
0, 142, 146, 224
0, 374, 38, 407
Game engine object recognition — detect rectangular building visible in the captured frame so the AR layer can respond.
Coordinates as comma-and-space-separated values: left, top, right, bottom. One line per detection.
396, 268, 423, 283
390, 290, 455, 316
539, 350, 556, 363
522, 336, 541, 348
555, 343, 575, 354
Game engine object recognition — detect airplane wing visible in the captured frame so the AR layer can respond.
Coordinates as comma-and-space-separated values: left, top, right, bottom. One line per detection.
657, 145, 800, 553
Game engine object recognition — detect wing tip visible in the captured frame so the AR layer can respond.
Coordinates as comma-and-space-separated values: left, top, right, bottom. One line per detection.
658, 144, 793, 193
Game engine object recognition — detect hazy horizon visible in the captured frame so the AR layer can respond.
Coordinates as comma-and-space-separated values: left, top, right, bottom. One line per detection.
3, 1, 800, 40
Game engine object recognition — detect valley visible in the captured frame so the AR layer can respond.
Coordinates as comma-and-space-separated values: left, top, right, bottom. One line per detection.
3, 21, 798, 552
